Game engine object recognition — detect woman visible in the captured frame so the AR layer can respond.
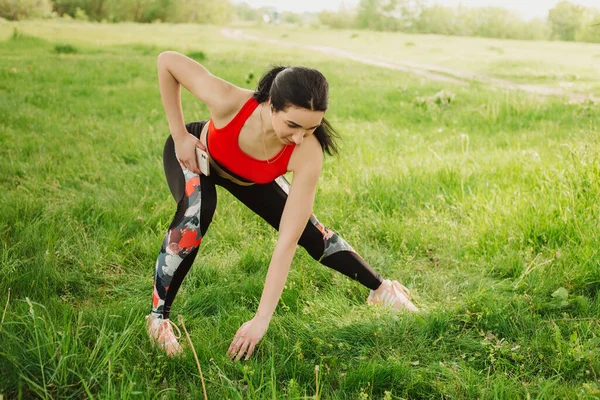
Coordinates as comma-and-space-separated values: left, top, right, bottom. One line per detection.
148, 51, 418, 360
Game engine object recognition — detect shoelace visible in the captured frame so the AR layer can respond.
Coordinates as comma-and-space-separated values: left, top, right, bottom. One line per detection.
392, 281, 411, 300
147, 316, 182, 343
374, 280, 412, 306
158, 318, 182, 341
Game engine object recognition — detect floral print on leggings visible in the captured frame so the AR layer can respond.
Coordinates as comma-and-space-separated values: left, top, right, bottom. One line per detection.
274, 176, 356, 259
152, 168, 203, 318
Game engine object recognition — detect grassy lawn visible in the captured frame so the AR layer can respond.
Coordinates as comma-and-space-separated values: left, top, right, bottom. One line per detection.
0, 20, 599, 399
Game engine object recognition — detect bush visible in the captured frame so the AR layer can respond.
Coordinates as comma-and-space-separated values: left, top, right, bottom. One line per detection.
319, 10, 357, 30
575, 10, 600, 43
55, 44, 78, 54
413, 90, 456, 108
187, 51, 207, 61
74, 6, 88, 21
0, 0, 52, 20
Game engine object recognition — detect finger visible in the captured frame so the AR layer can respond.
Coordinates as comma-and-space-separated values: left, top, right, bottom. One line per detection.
189, 161, 200, 175
227, 336, 243, 357
244, 342, 256, 361
229, 335, 247, 360
235, 340, 250, 361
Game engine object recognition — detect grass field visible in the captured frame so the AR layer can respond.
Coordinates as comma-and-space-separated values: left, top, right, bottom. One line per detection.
1, 20, 599, 399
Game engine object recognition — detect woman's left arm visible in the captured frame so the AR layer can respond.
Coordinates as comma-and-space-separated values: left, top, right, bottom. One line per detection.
227, 138, 323, 361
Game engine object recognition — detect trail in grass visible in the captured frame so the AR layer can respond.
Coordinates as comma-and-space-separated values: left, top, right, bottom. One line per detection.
221, 28, 597, 102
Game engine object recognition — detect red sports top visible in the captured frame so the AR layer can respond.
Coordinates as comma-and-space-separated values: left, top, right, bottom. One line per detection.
207, 97, 295, 184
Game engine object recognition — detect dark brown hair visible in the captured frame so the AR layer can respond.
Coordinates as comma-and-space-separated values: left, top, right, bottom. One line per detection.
253, 66, 340, 155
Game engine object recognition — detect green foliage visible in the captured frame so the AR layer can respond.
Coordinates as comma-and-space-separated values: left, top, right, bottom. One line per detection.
413, 89, 455, 108
51, 0, 232, 23
187, 50, 206, 61
574, 9, 600, 43
549, 1, 586, 41
73, 6, 88, 20
464, 7, 549, 40
411, 4, 552, 40
245, 71, 254, 85
356, 0, 422, 31
170, 0, 233, 24
234, 2, 261, 22
0, 0, 52, 20
281, 12, 302, 24
53, 0, 103, 21
546, 1, 600, 43
54, 43, 77, 53
318, 10, 356, 30
313, 0, 600, 43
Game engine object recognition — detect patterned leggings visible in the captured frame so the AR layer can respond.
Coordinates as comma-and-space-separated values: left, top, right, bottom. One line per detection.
152, 121, 383, 319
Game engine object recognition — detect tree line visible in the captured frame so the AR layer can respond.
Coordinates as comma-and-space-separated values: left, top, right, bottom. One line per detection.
320, 0, 600, 43
0, 0, 233, 24
1, 0, 599, 43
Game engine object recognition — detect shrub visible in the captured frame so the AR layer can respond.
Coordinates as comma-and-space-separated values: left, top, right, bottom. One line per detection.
0, 0, 52, 20
187, 51, 207, 61
74, 6, 88, 21
55, 44, 78, 54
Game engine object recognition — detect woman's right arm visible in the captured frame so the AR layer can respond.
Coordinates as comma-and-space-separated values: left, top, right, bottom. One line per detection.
156, 51, 236, 172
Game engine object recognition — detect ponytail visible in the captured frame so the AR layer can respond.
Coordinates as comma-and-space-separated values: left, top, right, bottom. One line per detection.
253, 65, 340, 156
314, 118, 340, 156
253, 65, 288, 104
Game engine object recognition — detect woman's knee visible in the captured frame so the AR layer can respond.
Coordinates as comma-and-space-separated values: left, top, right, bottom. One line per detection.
299, 214, 357, 261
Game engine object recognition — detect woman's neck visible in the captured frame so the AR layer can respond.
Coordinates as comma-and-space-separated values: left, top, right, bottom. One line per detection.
259, 102, 281, 149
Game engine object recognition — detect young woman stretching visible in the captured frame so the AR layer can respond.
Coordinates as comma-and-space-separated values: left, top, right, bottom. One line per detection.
148, 51, 418, 360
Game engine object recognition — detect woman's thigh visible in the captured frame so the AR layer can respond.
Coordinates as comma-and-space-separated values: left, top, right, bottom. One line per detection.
216, 176, 326, 260
162, 121, 216, 236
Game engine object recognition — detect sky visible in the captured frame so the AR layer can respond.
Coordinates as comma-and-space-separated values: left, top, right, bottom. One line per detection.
232, 0, 600, 20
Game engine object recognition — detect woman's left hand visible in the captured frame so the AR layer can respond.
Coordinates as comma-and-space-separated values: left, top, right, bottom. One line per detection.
227, 315, 270, 361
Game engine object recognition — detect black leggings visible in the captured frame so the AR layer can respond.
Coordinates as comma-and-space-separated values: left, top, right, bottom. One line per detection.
151, 121, 383, 319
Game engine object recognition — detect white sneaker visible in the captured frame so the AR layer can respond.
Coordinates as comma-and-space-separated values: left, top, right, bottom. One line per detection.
367, 279, 419, 312
146, 315, 183, 356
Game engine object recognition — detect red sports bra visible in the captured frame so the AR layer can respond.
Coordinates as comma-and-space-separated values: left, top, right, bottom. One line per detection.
207, 97, 295, 184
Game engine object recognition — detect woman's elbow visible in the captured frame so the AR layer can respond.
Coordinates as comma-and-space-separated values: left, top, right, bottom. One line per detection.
157, 51, 174, 67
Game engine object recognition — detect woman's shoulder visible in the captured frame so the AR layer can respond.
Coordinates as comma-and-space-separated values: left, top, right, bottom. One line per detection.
288, 135, 323, 174
210, 88, 256, 126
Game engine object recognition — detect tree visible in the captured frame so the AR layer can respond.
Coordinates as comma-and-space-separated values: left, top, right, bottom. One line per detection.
548, 1, 586, 41
415, 5, 468, 36
172, 0, 233, 24
575, 8, 600, 43
234, 2, 261, 22
356, 0, 423, 32
318, 9, 356, 29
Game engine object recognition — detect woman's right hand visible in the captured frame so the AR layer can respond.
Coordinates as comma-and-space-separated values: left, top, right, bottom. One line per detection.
173, 133, 201, 174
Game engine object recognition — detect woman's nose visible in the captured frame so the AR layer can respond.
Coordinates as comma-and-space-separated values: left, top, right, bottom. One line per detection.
292, 131, 304, 144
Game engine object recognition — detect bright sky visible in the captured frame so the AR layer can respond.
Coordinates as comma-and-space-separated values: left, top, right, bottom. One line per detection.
233, 0, 600, 19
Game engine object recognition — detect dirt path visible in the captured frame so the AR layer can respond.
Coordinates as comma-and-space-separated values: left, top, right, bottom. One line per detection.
221, 28, 594, 102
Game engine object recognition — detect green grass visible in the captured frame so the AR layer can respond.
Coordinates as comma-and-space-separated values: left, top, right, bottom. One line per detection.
0, 21, 599, 399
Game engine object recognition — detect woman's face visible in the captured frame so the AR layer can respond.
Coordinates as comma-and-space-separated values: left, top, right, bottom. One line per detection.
270, 104, 324, 145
